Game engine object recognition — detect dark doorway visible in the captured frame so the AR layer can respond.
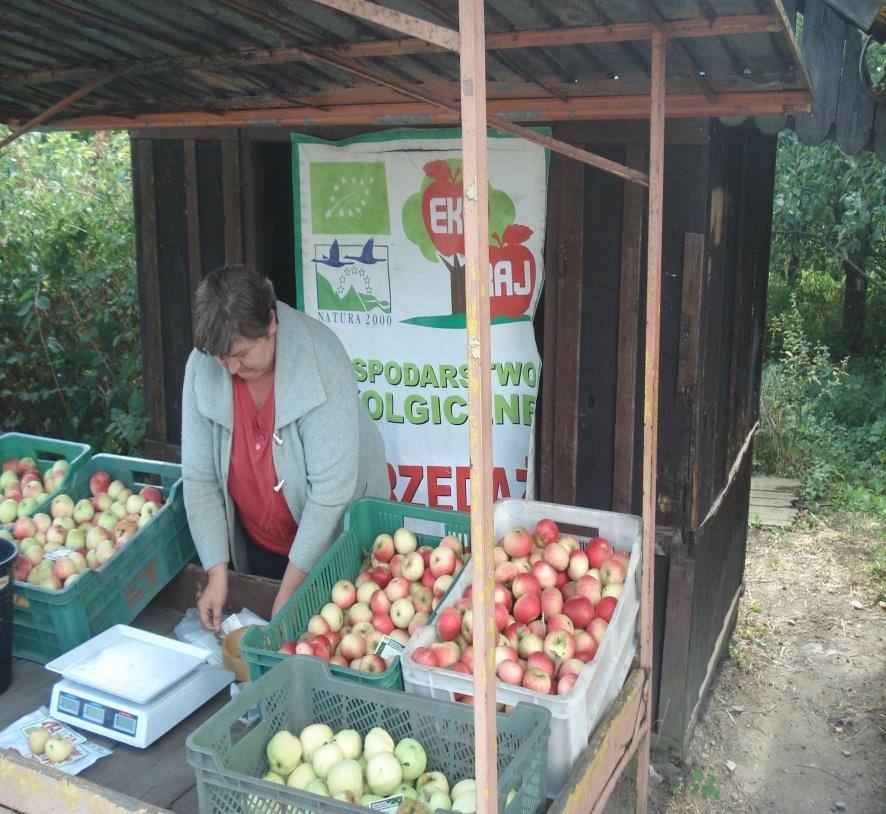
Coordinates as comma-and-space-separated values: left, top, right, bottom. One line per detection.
256, 142, 296, 308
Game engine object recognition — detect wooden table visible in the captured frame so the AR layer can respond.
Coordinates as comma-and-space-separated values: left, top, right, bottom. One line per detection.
0, 567, 279, 814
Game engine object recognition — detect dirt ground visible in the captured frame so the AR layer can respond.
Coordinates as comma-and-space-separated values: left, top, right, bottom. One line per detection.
609, 514, 885, 814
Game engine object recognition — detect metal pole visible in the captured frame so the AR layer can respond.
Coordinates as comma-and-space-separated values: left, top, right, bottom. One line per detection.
635, 29, 666, 814
458, 0, 497, 811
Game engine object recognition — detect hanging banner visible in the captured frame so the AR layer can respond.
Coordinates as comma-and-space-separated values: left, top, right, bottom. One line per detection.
293, 129, 548, 510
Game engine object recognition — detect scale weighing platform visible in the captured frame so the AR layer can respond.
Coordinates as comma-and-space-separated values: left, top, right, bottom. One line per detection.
46, 624, 235, 748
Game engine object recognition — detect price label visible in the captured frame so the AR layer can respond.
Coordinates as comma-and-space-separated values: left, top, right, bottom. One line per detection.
369, 793, 404, 813
44, 547, 77, 561
374, 635, 406, 661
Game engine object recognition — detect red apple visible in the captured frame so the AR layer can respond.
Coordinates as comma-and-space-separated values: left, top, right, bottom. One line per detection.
347, 602, 373, 626
547, 613, 575, 635
493, 583, 513, 611
331, 579, 357, 609
494, 561, 519, 584
436, 607, 462, 641
277, 641, 299, 655
429, 546, 457, 577
595, 595, 618, 622
390, 598, 415, 630
599, 557, 627, 586
527, 651, 556, 678
367, 566, 392, 588
357, 580, 381, 604
575, 574, 603, 606
497, 659, 525, 686
534, 518, 559, 545
602, 583, 623, 601
408, 611, 430, 636
432, 574, 454, 597
563, 596, 595, 629
557, 673, 578, 695
431, 642, 461, 668
369, 589, 392, 615
385, 577, 411, 602
412, 647, 436, 667
530, 560, 558, 590
586, 537, 614, 569
439, 535, 464, 557
501, 527, 533, 559
558, 658, 585, 678
521, 666, 552, 694
371, 612, 395, 635
567, 550, 590, 581
512, 573, 541, 599
494, 645, 519, 668
540, 586, 564, 618
493, 602, 510, 631
371, 533, 395, 563
513, 593, 541, 624
89, 471, 112, 497
543, 542, 570, 572
587, 617, 609, 645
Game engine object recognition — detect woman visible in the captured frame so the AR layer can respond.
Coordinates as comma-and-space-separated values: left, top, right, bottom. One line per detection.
181, 265, 389, 631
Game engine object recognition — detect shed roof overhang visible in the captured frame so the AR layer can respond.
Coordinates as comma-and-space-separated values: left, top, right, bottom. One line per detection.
0, 1, 811, 134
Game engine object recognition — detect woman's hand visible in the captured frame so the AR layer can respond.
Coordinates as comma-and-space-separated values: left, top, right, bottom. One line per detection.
198, 563, 229, 632
272, 561, 307, 618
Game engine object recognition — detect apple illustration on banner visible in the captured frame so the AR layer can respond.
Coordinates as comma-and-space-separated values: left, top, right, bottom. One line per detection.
489, 224, 537, 319
421, 160, 465, 258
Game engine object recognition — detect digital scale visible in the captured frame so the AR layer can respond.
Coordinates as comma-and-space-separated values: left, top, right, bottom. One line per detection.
46, 624, 234, 748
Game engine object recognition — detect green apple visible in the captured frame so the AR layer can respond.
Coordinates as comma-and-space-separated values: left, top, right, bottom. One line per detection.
44, 737, 73, 763
394, 737, 427, 781
266, 730, 302, 777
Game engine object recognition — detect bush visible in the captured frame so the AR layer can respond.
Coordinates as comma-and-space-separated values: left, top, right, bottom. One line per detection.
0, 129, 146, 453
755, 300, 885, 515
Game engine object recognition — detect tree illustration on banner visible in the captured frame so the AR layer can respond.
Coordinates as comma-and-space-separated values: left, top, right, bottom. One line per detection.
402, 158, 535, 318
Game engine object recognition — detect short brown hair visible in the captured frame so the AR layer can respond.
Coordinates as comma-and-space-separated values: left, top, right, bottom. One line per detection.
192, 265, 277, 357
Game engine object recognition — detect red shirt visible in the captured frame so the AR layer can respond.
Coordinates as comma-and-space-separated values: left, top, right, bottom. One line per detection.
228, 376, 297, 557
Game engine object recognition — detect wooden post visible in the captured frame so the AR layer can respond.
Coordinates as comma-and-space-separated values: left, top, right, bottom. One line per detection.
636, 29, 666, 813
458, 0, 497, 810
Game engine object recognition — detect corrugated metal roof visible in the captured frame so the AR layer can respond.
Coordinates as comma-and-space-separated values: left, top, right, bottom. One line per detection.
0, 1, 811, 129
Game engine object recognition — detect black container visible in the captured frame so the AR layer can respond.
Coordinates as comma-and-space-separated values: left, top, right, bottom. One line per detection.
0, 536, 15, 694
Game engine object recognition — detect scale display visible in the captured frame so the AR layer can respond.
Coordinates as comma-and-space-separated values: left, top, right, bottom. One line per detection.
56, 690, 141, 736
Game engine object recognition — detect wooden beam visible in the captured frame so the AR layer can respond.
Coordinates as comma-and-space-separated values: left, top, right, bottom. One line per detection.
634, 0, 718, 104
0, 13, 787, 88
636, 28, 666, 814
459, 0, 497, 810
0, 70, 124, 149
41, 90, 811, 130
548, 669, 649, 813
307, 0, 459, 51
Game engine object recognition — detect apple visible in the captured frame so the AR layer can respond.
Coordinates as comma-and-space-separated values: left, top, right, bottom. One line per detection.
106, 479, 127, 500
558, 657, 586, 678
13, 517, 37, 540
459, 609, 474, 644
384, 576, 411, 602
408, 611, 429, 636
307, 615, 331, 637
595, 595, 618, 622
543, 542, 570, 572
544, 629, 576, 661
513, 593, 541, 624
367, 566, 392, 588
501, 527, 533, 559
531, 559, 558, 589
511, 573, 541, 599
124, 494, 146, 515
526, 619, 546, 638
12, 555, 32, 582
65, 528, 86, 551
497, 658, 525, 685
400, 552, 425, 582
494, 602, 510, 631
540, 586, 564, 618
89, 471, 112, 496
85, 525, 111, 549
547, 613, 575, 635
22, 481, 43, 500
574, 630, 597, 654
438, 534, 464, 557
92, 493, 112, 512
430, 642, 460, 668
108, 501, 128, 521
432, 574, 454, 597
31, 513, 52, 532
351, 621, 374, 638
429, 546, 457, 577
44, 737, 73, 763
390, 597, 415, 630
338, 632, 367, 660
320, 602, 344, 632
575, 574, 603, 605
567, 550, 590, 580
587, 617, 609, 645
436, 607, 462, 641
371, 533, 395, 563
331, 579, 357, 609
557, 673, 578, 695
139, 485, 163, 504
603, 583, 623, 600
393, 527, 417, 555
534, 518, 559, 545
586, 537, 615, 569
48, 494, 72, 519
517, 633, 544, 659
493, 583, 513, 611
599, 557, 627, 586
295, 641, 316, 657
564, 596, 595, 628
522, 666, 552, 694
369, 589, 392, 615
411, 586, 433, 614
45, 524, 67, 546
412, 647, 436, 667
494, 561, 519, 584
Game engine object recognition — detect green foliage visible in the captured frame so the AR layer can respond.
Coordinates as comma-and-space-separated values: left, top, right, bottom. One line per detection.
870, 544, 886, 604
768, 130, 886, 359
689, 768, 721, 802
0, 128, 146, 454
755, 301, 885, 516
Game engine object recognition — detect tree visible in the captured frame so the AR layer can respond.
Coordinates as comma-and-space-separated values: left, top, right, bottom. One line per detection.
770, 131, 885, 356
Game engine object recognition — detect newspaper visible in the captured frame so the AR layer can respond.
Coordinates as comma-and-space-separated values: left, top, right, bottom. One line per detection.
0, 706, 113, 775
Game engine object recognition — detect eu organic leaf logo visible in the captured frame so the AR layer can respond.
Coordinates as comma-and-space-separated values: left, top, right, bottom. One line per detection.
310, 161, 391, 235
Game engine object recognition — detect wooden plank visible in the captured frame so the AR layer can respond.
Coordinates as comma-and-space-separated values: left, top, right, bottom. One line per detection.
795, 0, 847, 145
748, 507, 799, 525
749, 495, 799, 507
0, 750, 169, 814
547, 669, 648, 814
751, 476, 801, 490
612, 145, 645, 514
183, 139, 202, 311
835, 26, 877, 154
552, 160, 586, 505
537, 156, 563, 501
222, 139, 243, 265
676, 234, 705, 399
132, 138, 167, 446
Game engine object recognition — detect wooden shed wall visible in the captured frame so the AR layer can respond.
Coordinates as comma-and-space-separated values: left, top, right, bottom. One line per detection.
131, 121, 777, 753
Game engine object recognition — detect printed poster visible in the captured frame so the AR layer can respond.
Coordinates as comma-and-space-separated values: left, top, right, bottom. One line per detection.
293, 129, 548, 510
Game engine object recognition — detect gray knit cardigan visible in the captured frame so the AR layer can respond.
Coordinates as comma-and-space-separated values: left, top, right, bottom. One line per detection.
181, 301, 389, 575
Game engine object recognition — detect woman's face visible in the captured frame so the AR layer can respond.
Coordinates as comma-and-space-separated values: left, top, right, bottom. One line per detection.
216, 312, 277, 380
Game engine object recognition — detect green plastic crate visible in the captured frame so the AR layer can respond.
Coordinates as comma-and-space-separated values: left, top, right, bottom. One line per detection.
240, 498, 471, 689
0, 432, 91, 515
12, 453, 195, 663
186, 656, 550, 814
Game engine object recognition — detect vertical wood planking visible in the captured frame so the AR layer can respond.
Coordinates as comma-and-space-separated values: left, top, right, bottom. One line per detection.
240, 131, 259, 274
835, 27, 877, 155
183, 139, 202, 311
552, 162, 586, 505
538, 156, 564, 501
132, 138, 167, 445
677, 233, 705, 529
222, 139, 243, 265
612, 145, 646, 513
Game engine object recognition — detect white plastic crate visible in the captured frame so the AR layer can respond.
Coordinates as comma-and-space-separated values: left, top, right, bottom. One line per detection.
401, 498, 642, 798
